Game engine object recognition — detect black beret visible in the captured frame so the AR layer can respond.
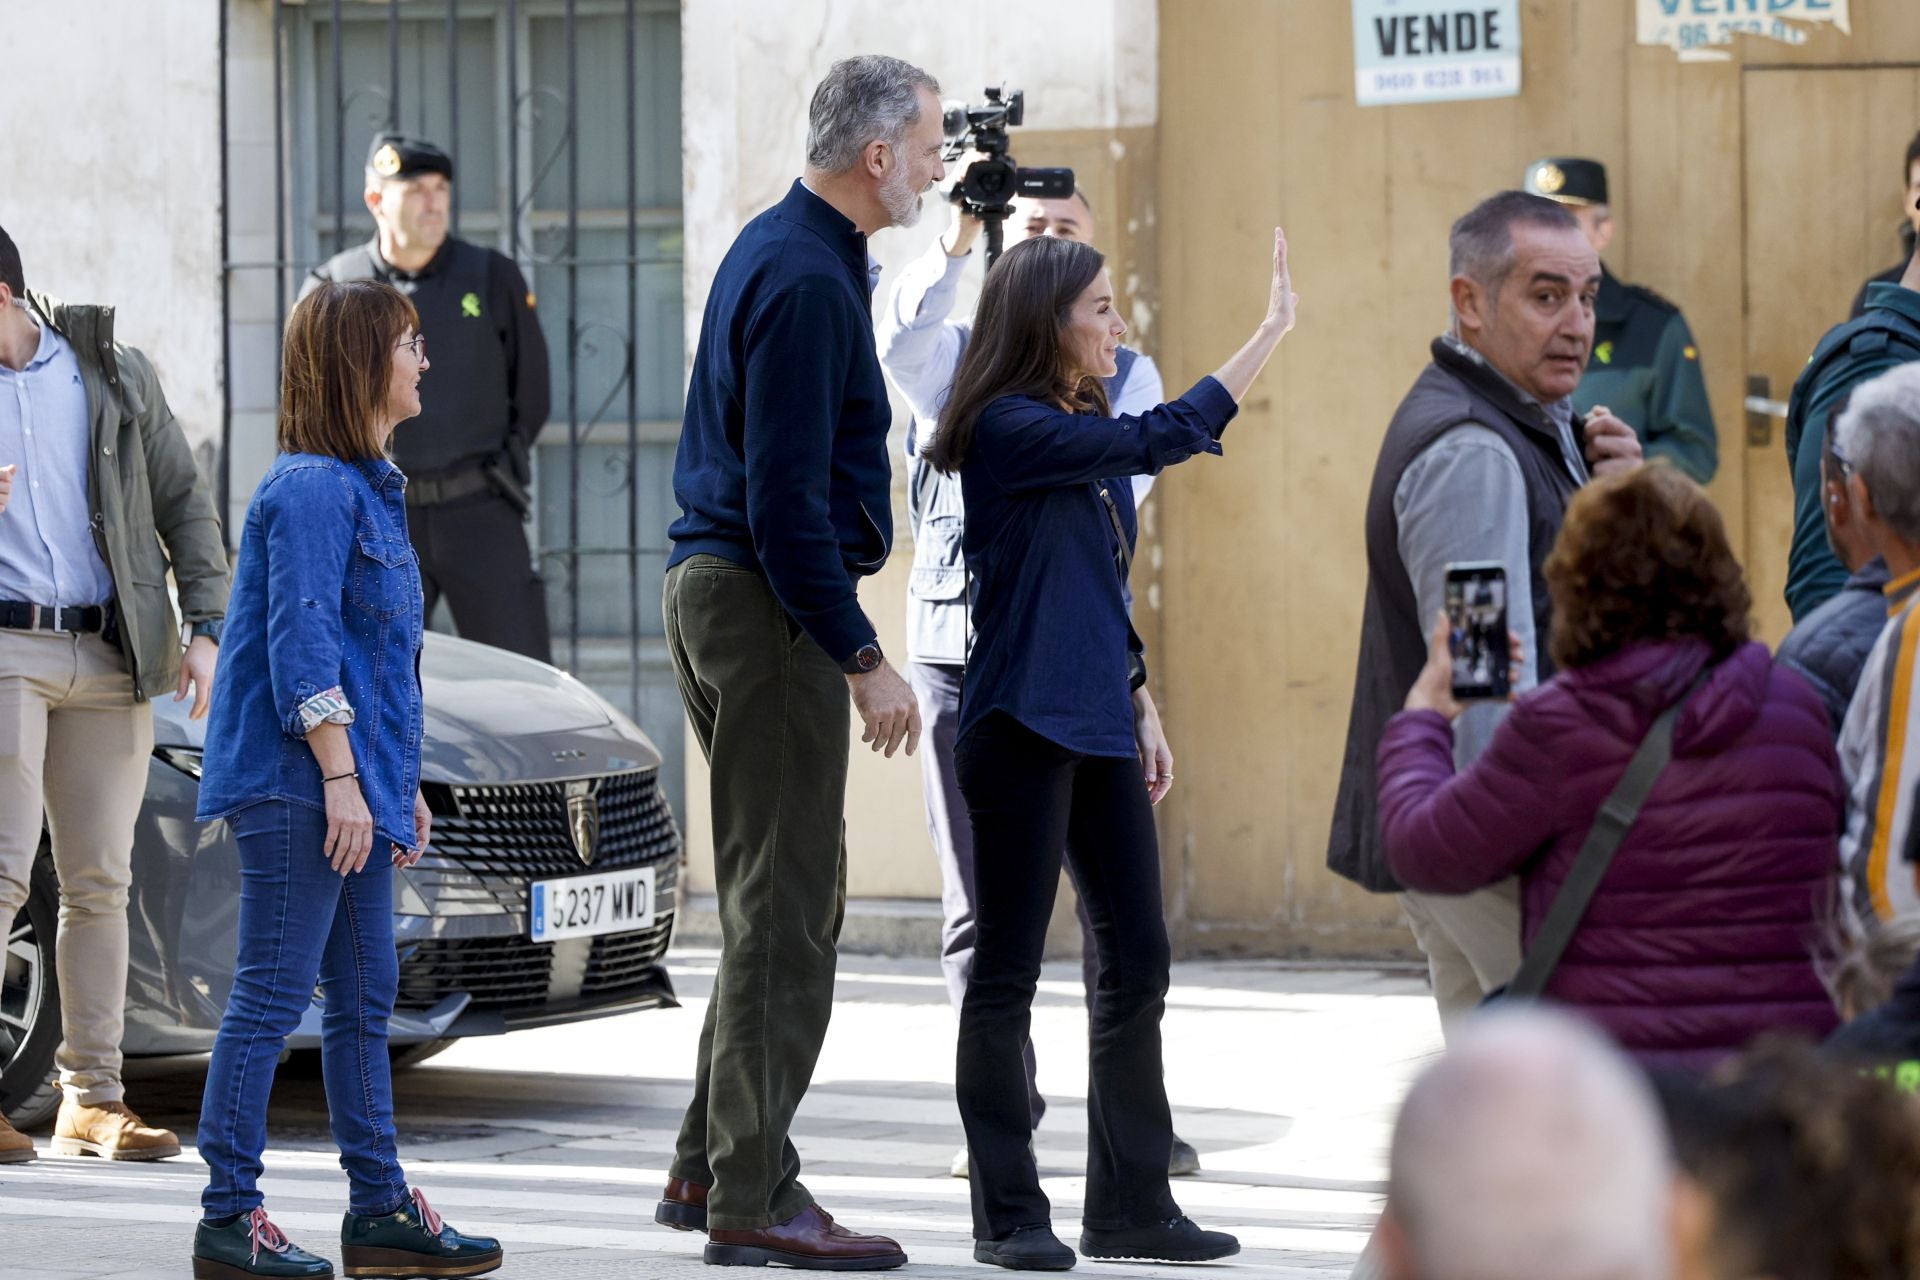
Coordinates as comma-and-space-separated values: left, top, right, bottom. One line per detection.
367, 133, 453, 182
1524, 157, 1608, 207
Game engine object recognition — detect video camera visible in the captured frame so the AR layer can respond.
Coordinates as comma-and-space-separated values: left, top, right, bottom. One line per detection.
942, 87, 1075, 267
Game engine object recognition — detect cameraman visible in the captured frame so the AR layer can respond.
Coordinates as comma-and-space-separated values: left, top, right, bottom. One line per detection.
878, 188, 1198, 1180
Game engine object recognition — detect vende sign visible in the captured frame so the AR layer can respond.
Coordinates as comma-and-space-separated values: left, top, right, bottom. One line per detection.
1352, 0, 1522, 107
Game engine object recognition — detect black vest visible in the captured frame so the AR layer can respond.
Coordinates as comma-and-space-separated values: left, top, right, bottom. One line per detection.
311, 237, 511, 475
1327, 339, 1585, 892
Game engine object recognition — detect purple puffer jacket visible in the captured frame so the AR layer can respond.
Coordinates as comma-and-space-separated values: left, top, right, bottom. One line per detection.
1379, 637, 1843, 1072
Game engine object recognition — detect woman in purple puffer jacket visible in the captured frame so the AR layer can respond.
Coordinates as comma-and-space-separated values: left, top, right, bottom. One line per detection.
1378, 463, 1843, 1072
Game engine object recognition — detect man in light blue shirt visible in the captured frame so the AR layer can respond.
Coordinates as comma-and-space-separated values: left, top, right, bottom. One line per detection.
877, 189, 1196, 1179
0, 225, 228, 1164
0, 297, 118, 609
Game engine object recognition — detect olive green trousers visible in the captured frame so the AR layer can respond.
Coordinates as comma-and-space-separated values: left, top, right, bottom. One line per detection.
662, 555, 850, 1230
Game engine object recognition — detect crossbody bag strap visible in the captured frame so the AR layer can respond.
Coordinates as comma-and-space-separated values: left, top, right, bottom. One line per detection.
1098, 484, 1134, 579
1503, 667, 1713, 1000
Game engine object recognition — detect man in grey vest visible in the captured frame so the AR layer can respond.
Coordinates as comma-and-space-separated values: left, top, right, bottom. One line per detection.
302, 133, 553, 662
1327, 191, 1641, 1036
878, 189, 1199, 1178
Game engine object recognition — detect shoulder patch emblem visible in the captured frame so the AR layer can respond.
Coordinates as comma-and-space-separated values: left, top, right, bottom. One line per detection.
525, 291, 537, 309
1595, 341, 1614, 365
461, 292, 482, 318
1683, 344, 1698, 361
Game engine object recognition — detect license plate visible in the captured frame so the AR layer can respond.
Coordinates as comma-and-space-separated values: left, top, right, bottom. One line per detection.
529, 866, 656, 942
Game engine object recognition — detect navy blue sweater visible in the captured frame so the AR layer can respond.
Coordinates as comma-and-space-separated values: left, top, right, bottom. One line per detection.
668, 180, 892, 664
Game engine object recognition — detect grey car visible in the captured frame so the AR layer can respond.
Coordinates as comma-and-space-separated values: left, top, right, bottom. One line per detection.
1, 633, 681, 1126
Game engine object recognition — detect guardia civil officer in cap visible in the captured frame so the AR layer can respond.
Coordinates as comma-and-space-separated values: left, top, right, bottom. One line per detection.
1525, 157, 1717, 483
301, 132, 553, 661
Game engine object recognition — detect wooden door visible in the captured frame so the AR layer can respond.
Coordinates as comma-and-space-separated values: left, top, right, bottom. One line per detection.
1742, 66, 1920, 645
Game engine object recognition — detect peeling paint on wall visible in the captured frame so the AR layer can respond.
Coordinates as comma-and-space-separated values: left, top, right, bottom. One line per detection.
1636, 0, 1851, 60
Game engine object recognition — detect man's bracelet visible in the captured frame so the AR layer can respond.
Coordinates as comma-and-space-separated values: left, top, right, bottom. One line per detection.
322, 770, 360, 785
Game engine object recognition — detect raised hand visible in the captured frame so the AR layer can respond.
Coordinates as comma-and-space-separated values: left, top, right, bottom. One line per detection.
1211, 225, 1299, 402
1266, 227, 1298, 337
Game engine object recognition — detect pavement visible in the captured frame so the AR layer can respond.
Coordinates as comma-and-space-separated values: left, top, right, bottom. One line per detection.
0, 949, 1441, 1279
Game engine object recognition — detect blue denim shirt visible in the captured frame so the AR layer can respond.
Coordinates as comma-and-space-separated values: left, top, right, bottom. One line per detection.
198, 452, 425, 851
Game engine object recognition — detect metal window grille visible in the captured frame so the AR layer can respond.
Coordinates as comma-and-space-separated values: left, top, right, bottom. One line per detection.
218, 0, 684, 816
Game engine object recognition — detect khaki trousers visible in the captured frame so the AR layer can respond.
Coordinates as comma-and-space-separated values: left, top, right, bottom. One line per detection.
0, 629, 153, 1106
1399, 879, 1522, 1040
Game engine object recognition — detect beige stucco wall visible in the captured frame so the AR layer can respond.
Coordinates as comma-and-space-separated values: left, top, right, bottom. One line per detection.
1152, 0, 1920, 955
0, 1, 225, 460
677, 0, 1161, 902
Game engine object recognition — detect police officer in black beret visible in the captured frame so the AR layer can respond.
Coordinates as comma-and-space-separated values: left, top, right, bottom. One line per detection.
301, 133, 553, 662
1525, 157, 1718, 484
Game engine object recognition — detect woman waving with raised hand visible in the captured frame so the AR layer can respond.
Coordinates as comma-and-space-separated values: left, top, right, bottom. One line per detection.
926, 226, 1295, 1271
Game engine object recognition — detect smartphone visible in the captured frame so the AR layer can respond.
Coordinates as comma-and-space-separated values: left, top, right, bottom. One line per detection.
1444, 562, 1509, 701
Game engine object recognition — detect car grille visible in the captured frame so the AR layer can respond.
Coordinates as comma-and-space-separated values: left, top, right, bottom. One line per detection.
394, 769, 681, 1012
396, 910, 678, 1012
431, 769, 679, 877
411, 769, 681, 915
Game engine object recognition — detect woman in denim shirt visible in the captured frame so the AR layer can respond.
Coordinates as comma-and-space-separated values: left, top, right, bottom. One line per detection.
191, 282, 501, 1280
922, 231, 1295, 1271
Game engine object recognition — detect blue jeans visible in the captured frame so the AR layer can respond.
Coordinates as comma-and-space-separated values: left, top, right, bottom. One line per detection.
198, 799, 408, 1217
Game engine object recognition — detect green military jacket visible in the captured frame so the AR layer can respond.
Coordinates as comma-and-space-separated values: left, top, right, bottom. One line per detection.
1571, 268, 1717, 483
26, 293, 229, 701
1783, 282, 1920, 622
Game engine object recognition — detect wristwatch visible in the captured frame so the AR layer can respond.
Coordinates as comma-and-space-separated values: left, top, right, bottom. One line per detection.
190, 618, 224, 646
841, 641, 883, 675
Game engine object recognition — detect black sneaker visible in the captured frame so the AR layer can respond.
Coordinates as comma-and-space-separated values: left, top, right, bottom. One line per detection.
1080, 1216, 1239, 1263
340, 1188, 502, 1278
974, 1225, 1076, 1271
193, 1208, 335, 1278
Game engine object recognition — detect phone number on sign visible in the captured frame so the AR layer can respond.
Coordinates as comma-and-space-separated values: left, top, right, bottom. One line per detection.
1368, 64, 1514, 93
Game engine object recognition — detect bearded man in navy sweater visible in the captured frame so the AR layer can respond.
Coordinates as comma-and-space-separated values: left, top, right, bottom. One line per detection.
653, 55, 943, 1270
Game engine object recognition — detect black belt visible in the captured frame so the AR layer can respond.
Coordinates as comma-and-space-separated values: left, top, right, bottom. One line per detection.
405, 463, 496, 508
0, 600, 107, 633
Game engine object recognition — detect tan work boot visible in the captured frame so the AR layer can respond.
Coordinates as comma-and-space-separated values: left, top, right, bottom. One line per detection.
51, 1098, 181, 1161
0, 1111, 36, 1163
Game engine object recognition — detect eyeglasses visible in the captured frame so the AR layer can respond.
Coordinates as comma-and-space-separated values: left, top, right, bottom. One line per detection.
396, 334, 427, 360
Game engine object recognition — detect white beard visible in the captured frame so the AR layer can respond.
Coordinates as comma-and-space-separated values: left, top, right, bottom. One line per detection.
880, 167, 924, 228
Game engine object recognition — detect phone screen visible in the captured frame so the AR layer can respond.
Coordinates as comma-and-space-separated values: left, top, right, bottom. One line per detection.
1445, 562, 1510, 701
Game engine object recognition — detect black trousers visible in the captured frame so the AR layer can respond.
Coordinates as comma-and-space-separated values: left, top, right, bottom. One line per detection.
954, 712, 1179, 1240
910, 662, 1103, 1129
407, 491, 553, 663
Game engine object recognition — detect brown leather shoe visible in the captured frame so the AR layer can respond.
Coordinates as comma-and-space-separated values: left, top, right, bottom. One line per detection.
51, 1098, 181, 1161
705, 1205, 907, 1270
655, 1177, 709, 1232
0, 1111, 35, 1163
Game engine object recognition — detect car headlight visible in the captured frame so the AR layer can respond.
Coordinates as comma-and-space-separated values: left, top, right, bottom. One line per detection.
154, 745, 204, 779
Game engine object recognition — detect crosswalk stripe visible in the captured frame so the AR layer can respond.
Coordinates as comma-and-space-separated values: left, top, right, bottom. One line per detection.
0, 1155, 1378, 1226
0, 1194, 1363, 1270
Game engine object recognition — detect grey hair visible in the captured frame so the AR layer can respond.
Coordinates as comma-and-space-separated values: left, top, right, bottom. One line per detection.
805, 55, 940, 174
1835, 362, 1920, 542
1387, 1008, 1672, 1280
1449, 190, 1581, 292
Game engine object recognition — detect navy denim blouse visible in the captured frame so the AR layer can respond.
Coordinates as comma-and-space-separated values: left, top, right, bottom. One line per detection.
957, 377, 1237, 756
198, 453, 425, 852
